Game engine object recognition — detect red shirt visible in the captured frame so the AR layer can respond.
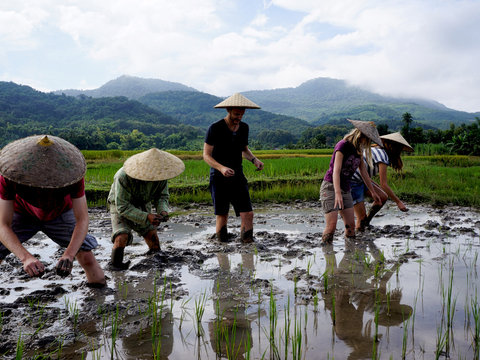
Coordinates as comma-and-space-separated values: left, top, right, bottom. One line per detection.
0, 175, 85, 222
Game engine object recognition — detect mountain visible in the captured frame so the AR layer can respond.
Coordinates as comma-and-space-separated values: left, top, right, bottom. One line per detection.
54, 75, 198, 100
0, 81, 203, 149
242, 78, 479, 130
138, 91, 313, 137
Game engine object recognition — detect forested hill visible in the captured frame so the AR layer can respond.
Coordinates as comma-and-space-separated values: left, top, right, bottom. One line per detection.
0, 81, 203, 149
242, 77, 479, 129
54, 75, 198, 100
138, 91, 313, 137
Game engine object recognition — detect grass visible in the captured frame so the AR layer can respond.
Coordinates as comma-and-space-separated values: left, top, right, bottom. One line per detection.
83, 152, 480, 208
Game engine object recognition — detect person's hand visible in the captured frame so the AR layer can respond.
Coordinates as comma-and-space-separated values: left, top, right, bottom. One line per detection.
371, 190, 382, 205
23, 256, 45, 277
334, 192, 343, 210
147, 213, 162, 226
159, 211, 169, 222
253, 158, 264, 171
221, 166, 235, 177
56, 256, 74, 277
397, 201, 409, 212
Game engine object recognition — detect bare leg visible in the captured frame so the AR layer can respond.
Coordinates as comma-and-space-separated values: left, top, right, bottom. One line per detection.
76, 250, 106, 287
240, 211, 254, 243
322, 210, 338, 244
215, 214, 229, 242
144, 230, 160, 253
353, 202, 367, 231
340, 207, 355, 239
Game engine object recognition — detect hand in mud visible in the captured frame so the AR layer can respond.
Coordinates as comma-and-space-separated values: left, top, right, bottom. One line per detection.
23, 257, 45, 278
56, 258, 73, 277
147, 213, 163, 226
398, 201, 408, 212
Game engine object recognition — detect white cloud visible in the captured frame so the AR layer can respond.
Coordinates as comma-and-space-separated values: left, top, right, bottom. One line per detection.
0, 0, 479, 112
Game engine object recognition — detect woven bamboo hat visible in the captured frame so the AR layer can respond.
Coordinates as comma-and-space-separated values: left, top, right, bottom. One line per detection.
0, 135, 86, 188
214, 93, 261, 109
380, 132, 414, 152
123, 148, 185, 181
347, 119, 383, 146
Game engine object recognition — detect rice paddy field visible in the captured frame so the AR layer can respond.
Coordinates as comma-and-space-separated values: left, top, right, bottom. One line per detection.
0, 150, 479, 360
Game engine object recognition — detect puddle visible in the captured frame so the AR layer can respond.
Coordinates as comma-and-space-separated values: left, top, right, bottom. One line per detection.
0, 202, 479, 359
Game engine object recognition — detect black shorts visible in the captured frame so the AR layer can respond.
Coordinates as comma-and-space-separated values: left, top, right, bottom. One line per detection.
209, 172, 252, 216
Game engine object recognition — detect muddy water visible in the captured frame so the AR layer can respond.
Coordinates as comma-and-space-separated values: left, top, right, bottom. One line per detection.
0, 202, 479, 359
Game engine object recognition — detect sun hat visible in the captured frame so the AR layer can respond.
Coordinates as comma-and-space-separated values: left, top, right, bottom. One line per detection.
123, 148, 185, 181
0, 135, 86, 188
214, 93, 261, 109
380, 132, 414, 152
347, 119, 383, 146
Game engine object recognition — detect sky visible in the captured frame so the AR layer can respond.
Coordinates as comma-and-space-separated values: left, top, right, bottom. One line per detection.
1, 0, 479, 113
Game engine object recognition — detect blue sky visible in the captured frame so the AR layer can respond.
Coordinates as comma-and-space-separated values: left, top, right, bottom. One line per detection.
1, 0, 479, 112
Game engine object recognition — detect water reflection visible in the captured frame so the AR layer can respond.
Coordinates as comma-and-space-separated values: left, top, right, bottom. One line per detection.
209, 253, 255, 359
322, 241, 413, 359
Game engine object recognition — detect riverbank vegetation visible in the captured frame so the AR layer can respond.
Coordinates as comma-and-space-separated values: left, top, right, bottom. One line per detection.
84, 150, 480, 208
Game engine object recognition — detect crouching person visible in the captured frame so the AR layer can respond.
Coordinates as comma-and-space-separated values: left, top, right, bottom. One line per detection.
108, 148, 185, 270
0, 135, 106, 288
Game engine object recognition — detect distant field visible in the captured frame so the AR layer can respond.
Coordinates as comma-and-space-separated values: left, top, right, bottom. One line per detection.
84, 150, 480, 208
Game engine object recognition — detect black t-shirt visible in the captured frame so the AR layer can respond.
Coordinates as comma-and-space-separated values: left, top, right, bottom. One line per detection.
205, 119, 249, 173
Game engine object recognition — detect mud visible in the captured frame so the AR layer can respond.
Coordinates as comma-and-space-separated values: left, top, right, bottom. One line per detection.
0, 202, 479, 359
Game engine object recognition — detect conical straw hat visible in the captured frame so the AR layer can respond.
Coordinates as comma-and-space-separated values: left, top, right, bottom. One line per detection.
380, 132, 414, 152
0, 135, 86, 188
347, 119, 383, 146
214, 93, 261, 109
123, 148, 185, 181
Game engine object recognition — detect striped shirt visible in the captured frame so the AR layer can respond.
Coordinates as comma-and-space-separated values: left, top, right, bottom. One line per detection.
351, 147, 390, 184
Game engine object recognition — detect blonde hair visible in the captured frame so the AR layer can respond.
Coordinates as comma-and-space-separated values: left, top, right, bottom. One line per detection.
344, 128, 373, 168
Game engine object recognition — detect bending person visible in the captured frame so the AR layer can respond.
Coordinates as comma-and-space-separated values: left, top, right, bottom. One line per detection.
0, 135, 105, 287
320, 120, 383, 244
108, 149, 185, 270
350, 132, 413, 231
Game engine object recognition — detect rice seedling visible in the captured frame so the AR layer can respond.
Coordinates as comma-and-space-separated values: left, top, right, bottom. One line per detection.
284, 297, 291, 360
268, 285, 279, 358
471, 295, 480, 359
15, 332, 24, 360
331, 292, 336, 326
110, 305, 120, 359
194, 291, 208, 337
292, 308, 303, 360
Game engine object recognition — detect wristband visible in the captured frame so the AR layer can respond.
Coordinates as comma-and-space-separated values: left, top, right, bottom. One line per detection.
251, 157, 256, 164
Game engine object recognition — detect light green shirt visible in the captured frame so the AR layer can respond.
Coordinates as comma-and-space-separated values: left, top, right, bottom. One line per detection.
107, 167, 169, 227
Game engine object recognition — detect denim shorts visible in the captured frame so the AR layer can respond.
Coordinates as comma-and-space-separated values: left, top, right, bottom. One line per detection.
0, 209, 98, 260
210, 173, 252, 216
350, 181, 366, 205
319, 181, 354, 213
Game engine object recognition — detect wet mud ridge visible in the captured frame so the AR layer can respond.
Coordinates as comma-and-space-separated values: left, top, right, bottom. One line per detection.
0, 202, 478, 358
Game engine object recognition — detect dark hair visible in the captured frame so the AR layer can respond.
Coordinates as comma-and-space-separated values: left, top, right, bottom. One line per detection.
382, 140, 404, 171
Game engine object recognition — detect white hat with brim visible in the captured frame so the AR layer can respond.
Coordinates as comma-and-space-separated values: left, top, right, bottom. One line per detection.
347, 119, 383, 147
0, 135, 86, 188
123, 148, 185, 181
214, 93, 261, 109
380, 132, 414, 152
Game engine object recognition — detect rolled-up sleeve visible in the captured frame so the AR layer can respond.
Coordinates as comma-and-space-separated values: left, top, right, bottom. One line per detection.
154, 181, 169, 213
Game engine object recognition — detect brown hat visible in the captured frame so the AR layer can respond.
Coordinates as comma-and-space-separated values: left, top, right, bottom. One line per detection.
381, 132, 414, 152
214, 93, 261, 109
0, 135, 86, 188
347, 119, 383, 146
123, 148, 185, 181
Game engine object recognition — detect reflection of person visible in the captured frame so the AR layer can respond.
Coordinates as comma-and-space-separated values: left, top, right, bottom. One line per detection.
320, 120, 383, 244
321, 241, 412, 359
351, 132, 414, 231
107, 148, 185, 270
203, 93, 264, 243
0, 135, 105, 287
209, 252, 254, 359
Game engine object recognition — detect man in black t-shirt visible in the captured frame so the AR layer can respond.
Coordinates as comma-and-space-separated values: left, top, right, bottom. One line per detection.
203, 93, 264, 243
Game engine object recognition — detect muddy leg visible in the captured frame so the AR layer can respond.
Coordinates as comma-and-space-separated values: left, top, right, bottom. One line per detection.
240, 227, 254, 243
111, 233, 130, 270
321, 233, 334, 245
364, 204, 383, 226
144, 230, 160, 253
76, 250, 106, 287
216, 225, 229, 242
